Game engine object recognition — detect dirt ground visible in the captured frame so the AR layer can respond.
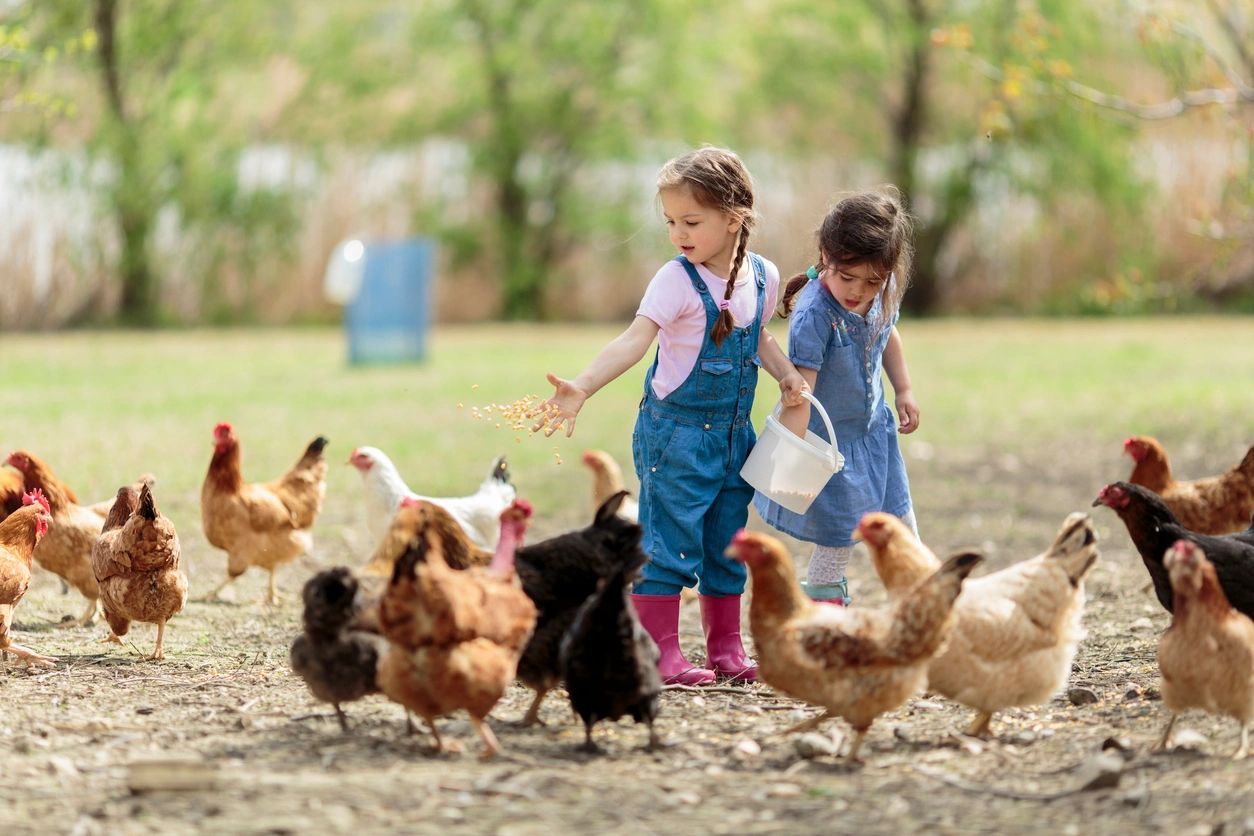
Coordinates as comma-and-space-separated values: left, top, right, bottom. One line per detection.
3, 441, 1254, 836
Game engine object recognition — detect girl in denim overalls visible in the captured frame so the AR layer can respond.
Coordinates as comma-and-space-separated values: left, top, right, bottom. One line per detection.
756, 188, 922, 606
535, 147, 807, 685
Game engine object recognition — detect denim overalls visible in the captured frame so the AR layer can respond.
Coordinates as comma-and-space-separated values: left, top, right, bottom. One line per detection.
632, 254, 766, 597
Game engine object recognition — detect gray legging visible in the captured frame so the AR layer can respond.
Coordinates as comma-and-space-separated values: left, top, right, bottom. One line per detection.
806, 509, 919, 585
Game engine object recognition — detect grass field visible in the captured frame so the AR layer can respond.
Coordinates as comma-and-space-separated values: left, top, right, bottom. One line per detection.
1, 317, 1253, 834
2, 317, 1251, 526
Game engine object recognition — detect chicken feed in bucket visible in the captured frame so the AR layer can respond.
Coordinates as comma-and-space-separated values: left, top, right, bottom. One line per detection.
741, 392, 844, 514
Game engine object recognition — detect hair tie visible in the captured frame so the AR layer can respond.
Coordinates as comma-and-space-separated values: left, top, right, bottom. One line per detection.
718, 300, 730, 311
806, 265, 820, 281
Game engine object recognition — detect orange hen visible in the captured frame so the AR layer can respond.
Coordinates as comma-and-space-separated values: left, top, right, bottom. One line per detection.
93, 484, 188, 660
1125, 436, 1254, 535
1156, 539, 1254, 758
0, 491, 56, 666
201, 424, 328, 604
727, 529, 980, 760
376, 499, 536, 758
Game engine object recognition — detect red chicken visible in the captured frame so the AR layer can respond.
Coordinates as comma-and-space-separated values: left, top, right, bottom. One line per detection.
201, 424, 328, 604
0, 491, 56, 666
1125, 436, 1254, 535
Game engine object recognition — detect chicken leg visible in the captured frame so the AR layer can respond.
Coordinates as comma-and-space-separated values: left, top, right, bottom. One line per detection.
470, 715, 501, 760
783, 709, 833, 735
1235, 724, 1250, 760
150, 620, 168, 661
1153, 713, 1178, 752
847, 726, 870, 762
55, 597, 99, 629
521, 689, 548, 726
1, 642, 57, 667
967, 710, 994, 738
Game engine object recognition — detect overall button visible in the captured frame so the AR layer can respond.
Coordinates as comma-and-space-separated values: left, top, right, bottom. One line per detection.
704, 423, 711, 430
650, 466, 657, 472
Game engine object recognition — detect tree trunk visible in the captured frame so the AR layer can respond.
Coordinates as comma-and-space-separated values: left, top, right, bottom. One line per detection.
94, 0, 158, 326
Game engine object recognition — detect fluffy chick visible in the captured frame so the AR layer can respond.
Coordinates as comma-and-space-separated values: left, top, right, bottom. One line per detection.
290, 567, 387, 731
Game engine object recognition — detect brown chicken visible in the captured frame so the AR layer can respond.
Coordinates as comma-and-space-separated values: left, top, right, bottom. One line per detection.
201, 424, 328, 604
860, 512, 1099, 737
1125, 436, 1254, 535
0, 491, 56, 666
0, 468, 31, 520
1156, 539, 1254, 759
375, 499, 536, 758
727, 529, 981, 760
361, 497, 492, 580
92, 484, 188, 660
5, 451, 102, 626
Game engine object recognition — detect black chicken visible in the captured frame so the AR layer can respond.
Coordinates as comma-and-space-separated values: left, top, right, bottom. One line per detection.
515, 491, 646, 725
1094, 481, 1254, 616
290, 567, 387, 731
559, 545, 661, 752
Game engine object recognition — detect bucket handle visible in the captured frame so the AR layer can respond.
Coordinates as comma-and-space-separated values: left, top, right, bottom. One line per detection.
771, 391, 839, 469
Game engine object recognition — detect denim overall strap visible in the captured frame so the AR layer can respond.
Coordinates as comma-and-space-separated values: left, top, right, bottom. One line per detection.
632, 254, 766, 597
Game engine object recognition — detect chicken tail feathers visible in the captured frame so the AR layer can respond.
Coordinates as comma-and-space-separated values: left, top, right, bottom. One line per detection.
301, 436, 330, 463
1239, 445, 1254, 479
488, 455, 511, 486
137, 483, 158, 522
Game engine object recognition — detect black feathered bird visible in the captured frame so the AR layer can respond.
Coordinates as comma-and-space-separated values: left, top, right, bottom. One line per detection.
559, 542, 661, 752
1094, 481, 1254, 616
514, 491, 647, 725
290, 567, 386, 731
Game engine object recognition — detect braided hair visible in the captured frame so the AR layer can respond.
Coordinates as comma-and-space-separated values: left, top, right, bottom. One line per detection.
779, 186, 914, 348
656, 147, 757, 346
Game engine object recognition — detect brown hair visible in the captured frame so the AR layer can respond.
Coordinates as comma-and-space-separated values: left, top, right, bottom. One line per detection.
779, 187, 914, 344
657, 147, 756, 346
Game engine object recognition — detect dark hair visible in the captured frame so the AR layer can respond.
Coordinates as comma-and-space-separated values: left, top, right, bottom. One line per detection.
780, 187, 914, 343
657, 147, 756, 346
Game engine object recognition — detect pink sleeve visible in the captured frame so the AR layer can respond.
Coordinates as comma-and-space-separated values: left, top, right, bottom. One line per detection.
761, 257, 781, 325
637, 262, 693, 329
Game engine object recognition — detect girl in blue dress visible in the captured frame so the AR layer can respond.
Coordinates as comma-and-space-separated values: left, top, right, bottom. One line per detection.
755, 188, 921, 606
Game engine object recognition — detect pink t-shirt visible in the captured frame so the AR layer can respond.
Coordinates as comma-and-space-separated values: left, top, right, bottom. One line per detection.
636, 255, 780, 400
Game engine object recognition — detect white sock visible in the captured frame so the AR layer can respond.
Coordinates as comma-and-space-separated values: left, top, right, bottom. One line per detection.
901, 509, 920, 540
807, 544, 853, 585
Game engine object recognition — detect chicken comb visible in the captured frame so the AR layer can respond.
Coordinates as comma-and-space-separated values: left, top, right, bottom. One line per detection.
511, 499, 534, 519
22, 488, 50, 514
213, 422, 233, 436
399, 496, 422, 509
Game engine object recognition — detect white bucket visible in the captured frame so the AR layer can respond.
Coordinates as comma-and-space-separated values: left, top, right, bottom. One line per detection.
741, 391, 844, 514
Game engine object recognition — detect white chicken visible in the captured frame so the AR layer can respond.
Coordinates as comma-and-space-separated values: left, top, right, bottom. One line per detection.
349, 447, 515, 552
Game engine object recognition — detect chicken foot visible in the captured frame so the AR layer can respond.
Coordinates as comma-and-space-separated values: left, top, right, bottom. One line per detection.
0, 642, 57, 667
150, 621, 168, 661
1235, 724, 1250, 760
783, 709, 833, 736
334, 703, 349, 732
470, 715, 501, 760
967, 711, 994, 739
200, 575, 237, 603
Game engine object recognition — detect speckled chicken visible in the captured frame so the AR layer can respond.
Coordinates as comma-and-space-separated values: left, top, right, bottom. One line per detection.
1125, 436, 1254, 535
728, 529, 980, 760
6, 450, 103, 626
861, 511, 1099, 737
92, 483, 188, 660
290, 567, 387, 730
1156, 539, 1254, 758
559, 544, 661, 751
0, 491, 56, 667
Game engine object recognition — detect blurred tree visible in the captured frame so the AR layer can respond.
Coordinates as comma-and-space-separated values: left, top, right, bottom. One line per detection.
19, 1, 301, 326
293, 0, 721, 320
742, 0, 1151, 315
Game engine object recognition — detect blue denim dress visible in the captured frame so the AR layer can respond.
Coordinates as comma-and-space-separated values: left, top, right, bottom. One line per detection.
754, 278, 912, 548
632, 254, 766, 597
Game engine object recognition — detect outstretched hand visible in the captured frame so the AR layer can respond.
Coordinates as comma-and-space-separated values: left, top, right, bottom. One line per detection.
528, 373, 590, 438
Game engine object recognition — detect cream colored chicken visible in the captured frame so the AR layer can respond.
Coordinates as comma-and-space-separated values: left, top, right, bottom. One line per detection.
860, 511, 1099, 738
727, 529, 980, 760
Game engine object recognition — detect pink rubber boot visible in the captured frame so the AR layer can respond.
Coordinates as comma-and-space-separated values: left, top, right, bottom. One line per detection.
631, 593, 716, 686
699, 594, 758, 683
